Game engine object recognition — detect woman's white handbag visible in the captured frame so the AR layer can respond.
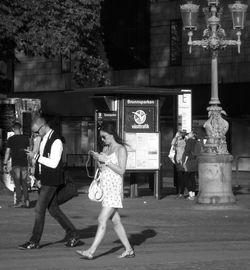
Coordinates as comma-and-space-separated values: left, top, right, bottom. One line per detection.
88, 169, 104, 202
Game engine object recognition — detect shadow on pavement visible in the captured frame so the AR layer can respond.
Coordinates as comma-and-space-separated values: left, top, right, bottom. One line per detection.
39, 239, 84, 248
77, 225, 98, 239
95, 229, 157, 259
39, 226, 99, 248
127, 229, 157, 247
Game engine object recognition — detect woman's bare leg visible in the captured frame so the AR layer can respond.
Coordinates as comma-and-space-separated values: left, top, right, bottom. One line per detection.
87, 206, 115, 255
111, 211, 132, 251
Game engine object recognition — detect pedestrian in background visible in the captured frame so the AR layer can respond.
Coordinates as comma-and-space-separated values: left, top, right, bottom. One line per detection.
76, 123, 134, 260
170, 131, 187, 199
183, 131, 201, 200
19, 116, 80, 250
3, 122, 30, 208
29, 132, 42, 189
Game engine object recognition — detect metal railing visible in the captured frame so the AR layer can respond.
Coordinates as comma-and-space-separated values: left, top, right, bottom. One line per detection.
235, 156, 250, 187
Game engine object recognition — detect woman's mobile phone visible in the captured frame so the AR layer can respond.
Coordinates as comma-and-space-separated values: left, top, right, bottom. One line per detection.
89, 150, 98, 156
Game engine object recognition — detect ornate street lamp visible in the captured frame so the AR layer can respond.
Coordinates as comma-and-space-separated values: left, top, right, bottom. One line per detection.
180, 0, 248, 204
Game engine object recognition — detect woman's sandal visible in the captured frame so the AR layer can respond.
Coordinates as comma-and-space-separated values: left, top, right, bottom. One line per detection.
118, 249, 135, 259
76, 250, 94, 260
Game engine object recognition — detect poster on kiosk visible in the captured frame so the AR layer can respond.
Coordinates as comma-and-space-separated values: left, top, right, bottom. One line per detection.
123, 99, 160, 171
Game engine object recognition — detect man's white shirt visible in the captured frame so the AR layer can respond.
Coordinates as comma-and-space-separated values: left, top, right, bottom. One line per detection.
37, 129, 63, 169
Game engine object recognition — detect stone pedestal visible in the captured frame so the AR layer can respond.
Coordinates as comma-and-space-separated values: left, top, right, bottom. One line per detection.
197, 154, 236, 204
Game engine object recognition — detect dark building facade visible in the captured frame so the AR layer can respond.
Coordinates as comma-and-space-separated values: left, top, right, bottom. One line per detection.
2, 0, 250, 173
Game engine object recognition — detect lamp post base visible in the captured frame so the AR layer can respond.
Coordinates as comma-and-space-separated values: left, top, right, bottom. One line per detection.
197, 154, 236, 204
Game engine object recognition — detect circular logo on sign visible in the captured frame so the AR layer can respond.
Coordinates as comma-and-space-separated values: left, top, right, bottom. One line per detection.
132, 110, 147, 125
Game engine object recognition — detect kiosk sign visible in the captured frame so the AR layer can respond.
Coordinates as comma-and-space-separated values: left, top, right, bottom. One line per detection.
177, 90, 192, 132
126, 100, 156, 106
96, 111, 117, 129
124, 99, 155, 132
133, 110, 147, 125
97, 112, 117, 121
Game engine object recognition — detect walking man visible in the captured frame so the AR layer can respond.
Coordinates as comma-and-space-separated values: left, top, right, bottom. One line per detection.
3, 122, 30, 208
19, 116, 80, 249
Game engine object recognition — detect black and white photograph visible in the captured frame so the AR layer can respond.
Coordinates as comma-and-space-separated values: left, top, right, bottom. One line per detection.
1, 0, 250, 269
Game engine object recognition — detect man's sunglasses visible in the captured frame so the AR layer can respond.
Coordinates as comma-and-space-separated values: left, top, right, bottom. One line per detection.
33, 124, 44, 134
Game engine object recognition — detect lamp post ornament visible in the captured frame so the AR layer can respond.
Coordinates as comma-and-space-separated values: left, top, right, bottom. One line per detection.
180, 0, 247, 154
180, 0, 248, 204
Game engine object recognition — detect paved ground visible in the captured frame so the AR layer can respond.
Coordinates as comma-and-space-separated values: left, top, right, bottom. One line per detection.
1, 183, 250, 270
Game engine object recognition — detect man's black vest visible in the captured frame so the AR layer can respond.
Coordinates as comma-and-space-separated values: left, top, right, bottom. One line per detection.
36, 130, 64, 186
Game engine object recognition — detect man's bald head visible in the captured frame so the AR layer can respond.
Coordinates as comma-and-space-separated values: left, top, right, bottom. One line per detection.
32, 117, 46, 128
31, 117, 48, 137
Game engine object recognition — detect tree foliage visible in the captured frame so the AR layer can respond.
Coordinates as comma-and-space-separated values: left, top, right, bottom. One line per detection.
0, 0, 109, 87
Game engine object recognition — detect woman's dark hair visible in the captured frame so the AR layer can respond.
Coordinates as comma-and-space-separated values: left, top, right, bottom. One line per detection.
99, 123, 127, 146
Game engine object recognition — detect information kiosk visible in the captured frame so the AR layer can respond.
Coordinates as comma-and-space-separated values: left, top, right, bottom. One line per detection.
121, 98, 161, 199
91, 86, 191, 200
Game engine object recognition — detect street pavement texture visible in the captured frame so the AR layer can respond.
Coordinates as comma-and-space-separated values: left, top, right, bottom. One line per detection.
1, 188, 250, 270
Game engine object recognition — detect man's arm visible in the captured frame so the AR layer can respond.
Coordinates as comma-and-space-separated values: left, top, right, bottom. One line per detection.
3, 148, 11, 172
35, 139, 63, 169
3, 147, 10, 164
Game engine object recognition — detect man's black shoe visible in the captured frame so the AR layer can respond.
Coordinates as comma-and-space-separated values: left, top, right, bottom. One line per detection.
18, 241, 40, 250
65, 237, 80, 247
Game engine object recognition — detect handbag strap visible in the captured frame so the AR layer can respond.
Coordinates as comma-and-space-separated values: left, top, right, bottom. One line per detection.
86, 150, 94, 178
93, 168, 100, 182
86, 151, 100, 181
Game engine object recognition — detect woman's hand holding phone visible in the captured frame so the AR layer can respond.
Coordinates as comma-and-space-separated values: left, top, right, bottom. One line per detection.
90, 150, 100, 160
90, 151, 109, 164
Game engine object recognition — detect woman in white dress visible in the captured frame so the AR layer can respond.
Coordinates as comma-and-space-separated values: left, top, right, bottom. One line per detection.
76, 123, 134, 260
